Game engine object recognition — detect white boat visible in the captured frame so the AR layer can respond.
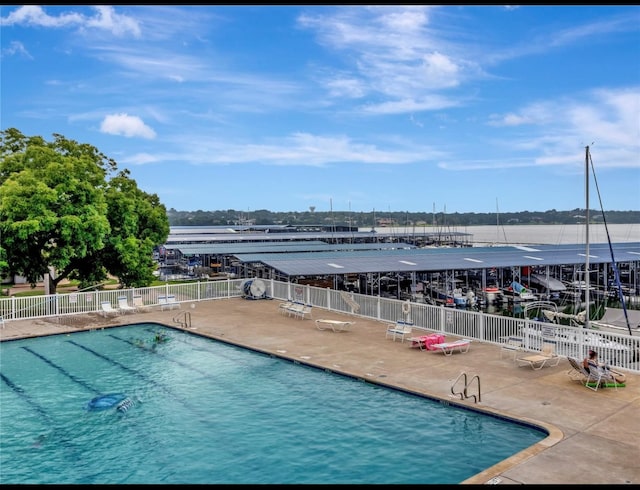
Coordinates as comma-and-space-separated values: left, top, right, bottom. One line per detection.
526, 273, 566, 300
424, 282, 468, 307
590, 307, 640, 334
502, 281, 537, 302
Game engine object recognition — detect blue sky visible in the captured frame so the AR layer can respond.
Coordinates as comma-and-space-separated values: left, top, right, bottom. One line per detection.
2, 5, 639, 214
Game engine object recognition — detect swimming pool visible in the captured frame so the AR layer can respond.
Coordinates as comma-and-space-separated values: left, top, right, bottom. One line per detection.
0, 324, 546, 484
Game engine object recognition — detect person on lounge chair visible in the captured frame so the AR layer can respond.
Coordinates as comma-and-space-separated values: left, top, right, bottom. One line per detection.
583, 350, 626, 384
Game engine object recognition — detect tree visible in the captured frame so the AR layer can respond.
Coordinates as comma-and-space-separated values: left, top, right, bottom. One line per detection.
0, 128, 169, 294
97, 169, 169, 288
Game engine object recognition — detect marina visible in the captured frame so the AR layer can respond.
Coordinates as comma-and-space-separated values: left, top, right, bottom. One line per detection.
158, 226, 640, 319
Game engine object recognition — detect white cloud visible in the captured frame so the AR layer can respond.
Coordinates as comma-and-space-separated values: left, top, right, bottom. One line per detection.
122, 153, 159, 165
361, 95, 460, 115
83, 6, 141, 38
1, 40, 32, 59
0, 5, 140, 37
1, 5, 83, 28
100, 113, 156, 139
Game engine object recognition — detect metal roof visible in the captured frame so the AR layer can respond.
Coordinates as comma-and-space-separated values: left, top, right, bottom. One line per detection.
166, 241, 417, 255
165, 230, 471, 244
231, 242, 640, 277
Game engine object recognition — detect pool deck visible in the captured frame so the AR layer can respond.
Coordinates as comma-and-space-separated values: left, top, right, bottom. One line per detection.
2, 297, 639, 485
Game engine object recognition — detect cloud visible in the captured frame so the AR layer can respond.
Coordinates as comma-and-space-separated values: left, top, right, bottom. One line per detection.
0, 5, 140, 37
100, 114, 156, 139
121, 153, 159, 165
83, 6, 141, 38
1, 5, 84, 28
1, 40, 32, 59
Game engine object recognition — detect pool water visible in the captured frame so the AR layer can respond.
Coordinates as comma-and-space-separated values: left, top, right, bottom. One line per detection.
0, 324, 546, 484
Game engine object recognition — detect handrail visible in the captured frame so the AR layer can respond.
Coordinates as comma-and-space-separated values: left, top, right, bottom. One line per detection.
451, 372, 481, 403
451, 372, 467, 400
173, 311, 191, 329
464, 374, 481, 403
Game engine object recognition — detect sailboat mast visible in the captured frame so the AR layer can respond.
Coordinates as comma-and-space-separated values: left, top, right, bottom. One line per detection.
585, 145, 590, 330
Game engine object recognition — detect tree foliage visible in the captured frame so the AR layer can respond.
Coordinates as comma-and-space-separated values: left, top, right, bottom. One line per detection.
0, 128, 169, 293
166, 207, 640, 227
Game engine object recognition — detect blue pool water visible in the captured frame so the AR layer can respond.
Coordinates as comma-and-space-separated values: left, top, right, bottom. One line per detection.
0, 324, 546, 484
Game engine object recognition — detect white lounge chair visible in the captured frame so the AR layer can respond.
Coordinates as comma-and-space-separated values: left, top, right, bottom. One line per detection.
585, 360, 624, 391
517, 342, 560, 370
132, 295, 150, 311
431, 339, 472, 356
117, 296, 136, 314
567, 357, 591, 383
315, 319, 354, 332
385, 321, 413, 342
500, 336, 524, 361
278, 301, 295, 315
100, 301, 120, 317
286, 303, 312, 319
159, 294, 180, 310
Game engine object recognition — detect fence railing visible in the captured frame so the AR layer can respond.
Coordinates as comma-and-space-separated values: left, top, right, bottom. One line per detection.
3, 277, 639, 373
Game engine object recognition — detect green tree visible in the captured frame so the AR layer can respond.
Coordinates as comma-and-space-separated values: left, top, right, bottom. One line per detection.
0, 128, 169, 293
98, 169, 169, 288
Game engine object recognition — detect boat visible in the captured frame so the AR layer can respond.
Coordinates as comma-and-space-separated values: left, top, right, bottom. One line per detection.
502, 280, 537, 302
526, 273, 567, 301
476, 285, 504, 306
589, 307, 640, 334
424, 281, 467, 307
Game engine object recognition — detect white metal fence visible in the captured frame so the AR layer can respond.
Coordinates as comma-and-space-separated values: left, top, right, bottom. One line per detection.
2, 277, 639, 373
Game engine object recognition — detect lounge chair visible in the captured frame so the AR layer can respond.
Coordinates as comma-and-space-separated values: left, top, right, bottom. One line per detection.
117, 296, 136, 314
408, 333, 445, 351
567, 357, 591, 383
278, 301, 294, 315
585, 361, 624, 391
283, 302, 312, 319
500, 336, 524, 361
132, 295, 150, 311
430, 339, 472, 356
385, 321, 413, 342
159, 294, 181, 311
315, 319, 354, 332
517, 342, 560, 370
100, 301, 120, 317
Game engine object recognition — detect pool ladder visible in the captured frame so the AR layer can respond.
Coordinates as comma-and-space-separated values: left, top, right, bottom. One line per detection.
173, 311, 191, 329
451, 372, 481, 403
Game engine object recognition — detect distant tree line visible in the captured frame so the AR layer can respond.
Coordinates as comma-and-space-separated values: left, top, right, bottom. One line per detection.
167, 208, 640, 227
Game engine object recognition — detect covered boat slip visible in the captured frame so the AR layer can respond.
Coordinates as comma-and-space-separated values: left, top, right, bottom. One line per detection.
227, 242, 640, 277
226, 242, 640, 301
161, 232, 640, 307
591, 307, 640, 332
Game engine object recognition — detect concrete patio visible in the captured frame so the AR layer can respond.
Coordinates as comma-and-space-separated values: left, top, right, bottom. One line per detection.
1, 297, 638, 485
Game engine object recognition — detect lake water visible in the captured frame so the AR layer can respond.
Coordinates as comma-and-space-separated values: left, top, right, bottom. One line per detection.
369, 223, 640, 246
